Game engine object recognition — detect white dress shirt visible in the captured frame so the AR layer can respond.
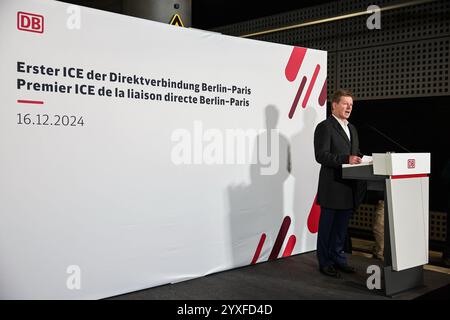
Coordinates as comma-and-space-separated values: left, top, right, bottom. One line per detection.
332, 114, 351, 141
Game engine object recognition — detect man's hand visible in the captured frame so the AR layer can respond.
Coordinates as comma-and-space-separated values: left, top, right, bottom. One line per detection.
349, 155, 362, 164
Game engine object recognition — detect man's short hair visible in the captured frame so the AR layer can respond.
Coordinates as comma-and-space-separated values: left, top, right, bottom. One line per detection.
332, 89, 353, 103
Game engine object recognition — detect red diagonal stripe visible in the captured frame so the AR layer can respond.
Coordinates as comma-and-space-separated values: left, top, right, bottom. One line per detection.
302, 64, 321, 108
285, 47, 307, 82
269, 216, 291, 260
307, 194, 321, 234
251, 233, 266, 265
282, 235, 297, 257
318, 79, 327, 106
288, 76, 307, 119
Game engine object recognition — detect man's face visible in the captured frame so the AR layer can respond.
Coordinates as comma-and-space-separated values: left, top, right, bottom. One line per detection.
332, 96, 353, 120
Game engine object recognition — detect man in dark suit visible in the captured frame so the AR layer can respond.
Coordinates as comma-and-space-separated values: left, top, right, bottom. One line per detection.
314, 89, 362, 278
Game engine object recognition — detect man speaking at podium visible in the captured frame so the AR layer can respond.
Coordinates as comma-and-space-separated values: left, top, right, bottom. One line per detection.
314, 89, 362, 278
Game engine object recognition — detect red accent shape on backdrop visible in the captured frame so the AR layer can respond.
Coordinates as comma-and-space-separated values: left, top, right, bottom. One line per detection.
302, 64, 321, 108
307, 194, 321, 234
288, 76, 307, 119
269, 216, 291, 260
285, 47, 307, 82
17, 100, 44, 105
318, 79, 327, 106
251, 233, 266, 265
282, 235, 297, 257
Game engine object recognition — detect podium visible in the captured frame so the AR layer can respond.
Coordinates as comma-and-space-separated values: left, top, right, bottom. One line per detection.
342, 153, 430, 296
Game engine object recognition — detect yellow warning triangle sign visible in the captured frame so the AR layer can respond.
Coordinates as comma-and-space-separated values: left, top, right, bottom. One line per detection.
169, 14, 184, 27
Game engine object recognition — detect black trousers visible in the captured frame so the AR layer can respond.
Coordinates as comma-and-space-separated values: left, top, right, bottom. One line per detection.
317, 207, 352, 269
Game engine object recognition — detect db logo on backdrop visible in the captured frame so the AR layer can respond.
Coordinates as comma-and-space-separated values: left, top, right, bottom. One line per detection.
408, 159, 416, 169
17, 11, 44, 33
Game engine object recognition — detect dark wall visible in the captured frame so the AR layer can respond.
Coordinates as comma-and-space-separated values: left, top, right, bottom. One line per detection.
334, 96, 450, 211
192, 0, 330, 29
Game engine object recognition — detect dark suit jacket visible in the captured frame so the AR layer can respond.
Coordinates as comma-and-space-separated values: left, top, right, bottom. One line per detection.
314, 116, 364, 210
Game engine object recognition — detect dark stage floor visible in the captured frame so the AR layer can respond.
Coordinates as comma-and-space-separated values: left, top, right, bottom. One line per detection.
108, 252, 450, 300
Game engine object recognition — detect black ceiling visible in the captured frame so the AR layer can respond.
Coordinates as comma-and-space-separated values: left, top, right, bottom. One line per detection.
58, 0, 333, 29
192, 0, 332, 29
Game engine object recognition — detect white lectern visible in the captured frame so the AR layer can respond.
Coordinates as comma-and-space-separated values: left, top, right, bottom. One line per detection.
342, 153, 430, 296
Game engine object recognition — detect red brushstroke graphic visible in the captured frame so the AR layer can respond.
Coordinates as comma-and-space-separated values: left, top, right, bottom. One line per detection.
307, 194, 321, 234
288, 76, 307, 119
285, 47, 307, 82
282, 235, 297, 257
318, 79, 327, 106
269, 216, 291, 260
251, 233, 266, 265
302, 64, 321, 108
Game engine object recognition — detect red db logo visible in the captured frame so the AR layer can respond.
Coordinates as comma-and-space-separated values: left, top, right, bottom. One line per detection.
407, 159, 416, 169
17, 12, 44, 34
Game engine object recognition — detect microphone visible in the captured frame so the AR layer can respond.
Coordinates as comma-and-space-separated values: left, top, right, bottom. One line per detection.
364, 124, 412, 153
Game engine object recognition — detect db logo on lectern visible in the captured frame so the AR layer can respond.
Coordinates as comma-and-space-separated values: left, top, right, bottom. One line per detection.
17, 12, 44, 33
408, 159, 416, 169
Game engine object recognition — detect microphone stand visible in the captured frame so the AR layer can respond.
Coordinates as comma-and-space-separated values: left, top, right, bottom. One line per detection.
365, 124, 412, 153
